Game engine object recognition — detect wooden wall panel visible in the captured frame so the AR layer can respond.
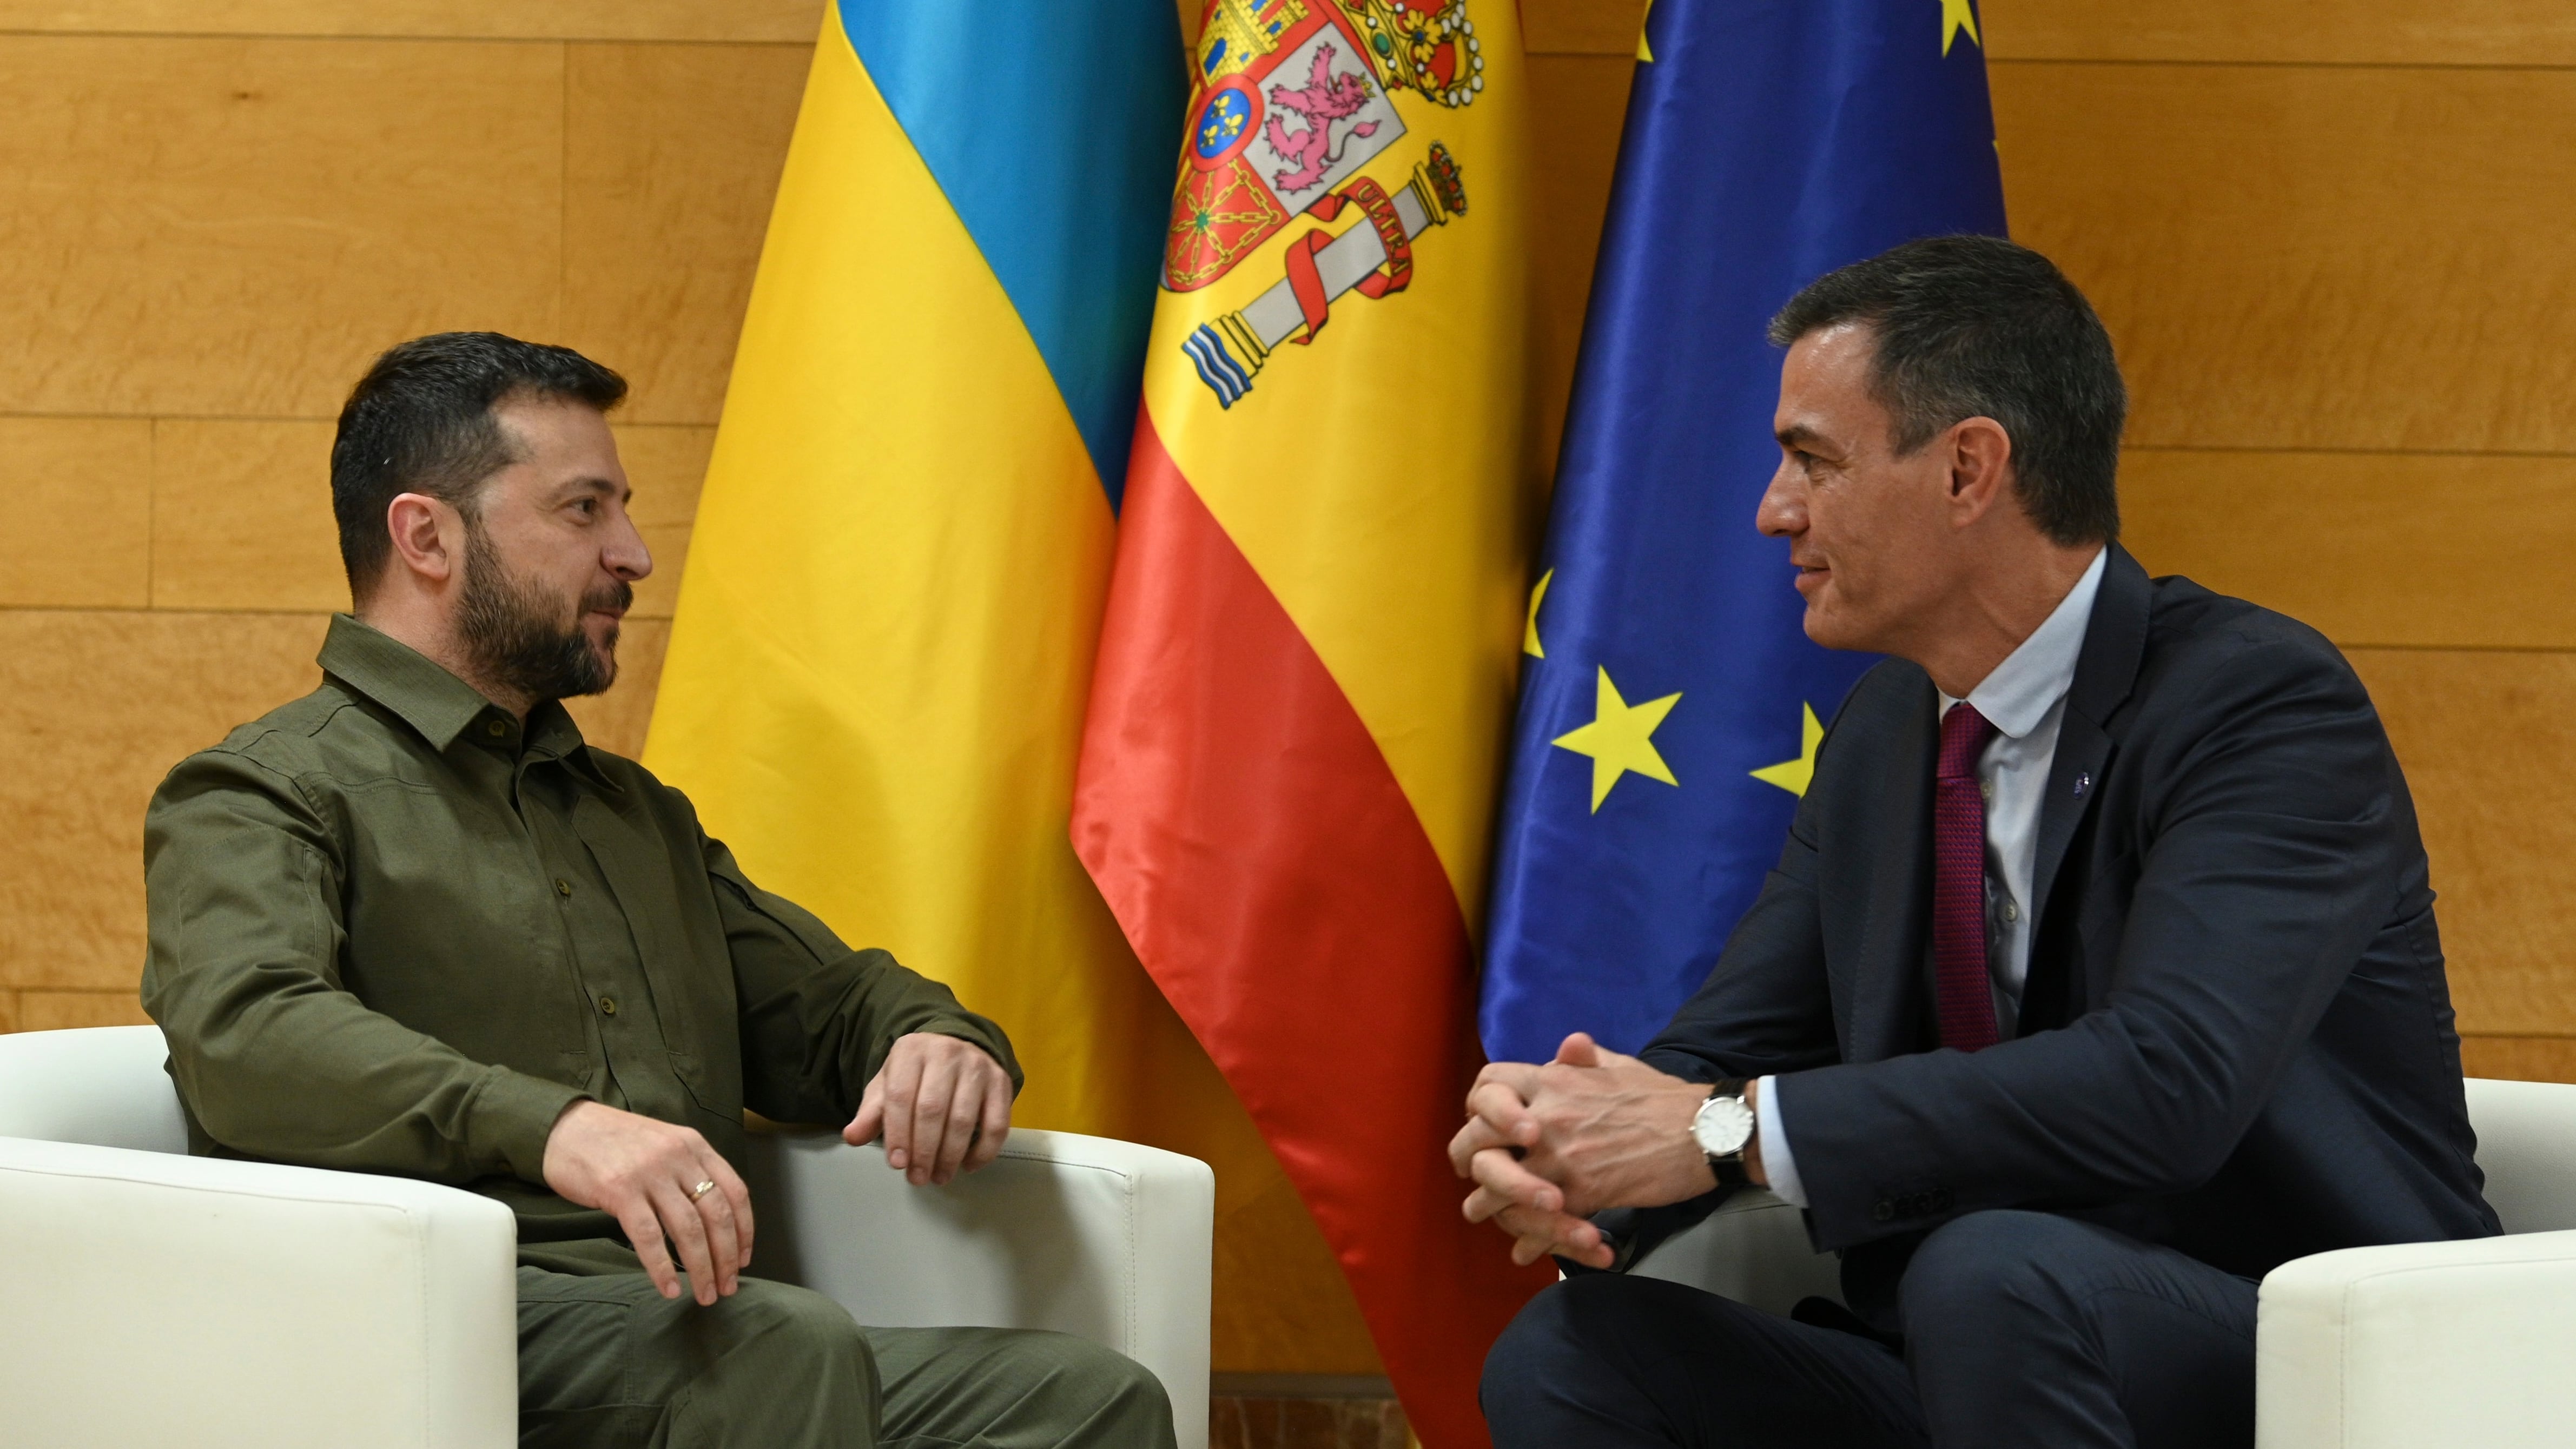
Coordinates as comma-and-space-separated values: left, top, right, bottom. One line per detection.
562, 42, 812, 426
0, 419, 151, 608
0, 1, 824, 43
1986, 0, 2576, 67
1992, 62, 2576, 455
0, 36, 562, 419
1525, 53, 1637, 491
1523, 0, 1647, 56
616, 424, 714, 621
2350, 649, 2576, 1038
2462, 1035, 2576, 1084
563, 618, 669, 762
0, 610, 327, 994
20, 991, 153, 1031
2119, 449, 2576, 651
151, 420, 344, 613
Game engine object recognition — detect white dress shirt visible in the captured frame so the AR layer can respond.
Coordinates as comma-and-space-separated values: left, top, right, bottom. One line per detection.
1755, 547, 2106, 1208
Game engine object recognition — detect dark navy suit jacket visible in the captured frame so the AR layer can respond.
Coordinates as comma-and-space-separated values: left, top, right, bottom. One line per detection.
1623, 545, 2496, 1321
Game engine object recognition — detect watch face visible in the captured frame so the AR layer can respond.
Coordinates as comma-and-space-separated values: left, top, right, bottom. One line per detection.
1692, 1093, 1755, 1158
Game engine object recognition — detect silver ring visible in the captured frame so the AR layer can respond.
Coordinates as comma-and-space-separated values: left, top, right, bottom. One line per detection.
689, 1179, 717, 1202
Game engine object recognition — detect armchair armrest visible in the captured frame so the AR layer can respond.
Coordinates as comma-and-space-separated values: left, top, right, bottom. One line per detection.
0, 1135, 516, 1449
742, 1126, 1214, 1449
2257, 1228, 2576, 1449
1630, 1187, 1845, 1314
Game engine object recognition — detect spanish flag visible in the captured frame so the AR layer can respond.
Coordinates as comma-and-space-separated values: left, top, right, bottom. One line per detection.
643, 5, 1204, 1420
1074, 3, 1554, 1443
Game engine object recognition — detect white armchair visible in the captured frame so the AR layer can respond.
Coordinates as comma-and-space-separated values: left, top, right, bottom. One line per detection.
1631, 1076, 2576, 1448
0, 1025, 1214, 1449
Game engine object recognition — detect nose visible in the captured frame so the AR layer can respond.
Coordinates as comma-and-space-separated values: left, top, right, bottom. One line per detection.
1756, 457, 1807, 539
605, 512, 652, 583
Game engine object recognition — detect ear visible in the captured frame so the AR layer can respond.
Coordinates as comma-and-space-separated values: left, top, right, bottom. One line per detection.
1943, 416, 2017, 527
384, 492, 465, 588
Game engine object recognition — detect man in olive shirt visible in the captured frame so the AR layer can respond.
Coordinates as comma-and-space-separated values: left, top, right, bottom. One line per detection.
142, 333, 1175, 1448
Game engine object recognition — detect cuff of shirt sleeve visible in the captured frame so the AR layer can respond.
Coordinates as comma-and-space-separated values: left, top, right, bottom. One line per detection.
473, 1066, 590, 1184
1755, 1075, 1808, 1209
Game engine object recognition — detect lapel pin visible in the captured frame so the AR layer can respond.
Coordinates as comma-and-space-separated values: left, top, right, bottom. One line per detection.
2073, 772, 2091, 798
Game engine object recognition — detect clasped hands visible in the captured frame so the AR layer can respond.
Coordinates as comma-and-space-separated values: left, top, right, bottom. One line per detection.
541, 1031, 1013, 1304
1448, 1032, 1756, 1269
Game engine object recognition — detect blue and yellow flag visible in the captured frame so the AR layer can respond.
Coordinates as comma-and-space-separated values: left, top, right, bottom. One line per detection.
644, 4, 1192, 1161
1479, 0, 2008, 1061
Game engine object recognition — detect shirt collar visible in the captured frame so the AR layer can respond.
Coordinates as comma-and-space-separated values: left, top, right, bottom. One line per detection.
317, 614, 607, 785
1940, 546, 2108, 741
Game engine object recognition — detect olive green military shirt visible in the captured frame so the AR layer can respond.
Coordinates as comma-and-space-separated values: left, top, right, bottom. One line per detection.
141, 614, 1019, 1243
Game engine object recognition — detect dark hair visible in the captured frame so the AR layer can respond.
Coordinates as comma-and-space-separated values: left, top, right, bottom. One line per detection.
329, 332, 628, 599
1768, 236, 2124, 545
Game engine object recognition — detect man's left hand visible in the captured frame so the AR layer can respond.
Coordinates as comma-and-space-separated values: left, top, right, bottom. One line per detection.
1449, 1033, 1723, 1254
844, 1033, 1014, 1186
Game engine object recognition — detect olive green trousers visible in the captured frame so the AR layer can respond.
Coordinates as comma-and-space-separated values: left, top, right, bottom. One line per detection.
515, 1241, 1177, 1448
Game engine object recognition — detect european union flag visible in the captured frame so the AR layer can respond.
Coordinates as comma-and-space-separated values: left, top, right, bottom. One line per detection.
1479, 0, 2007, 1062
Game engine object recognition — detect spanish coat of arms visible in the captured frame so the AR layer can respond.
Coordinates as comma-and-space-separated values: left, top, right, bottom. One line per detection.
1167, 0, 1483, 407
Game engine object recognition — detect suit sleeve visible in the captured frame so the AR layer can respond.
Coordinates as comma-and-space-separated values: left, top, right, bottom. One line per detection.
707, 836, 1021, 1128
142, 750, 585, 1184
1778, 639, 2403, 1251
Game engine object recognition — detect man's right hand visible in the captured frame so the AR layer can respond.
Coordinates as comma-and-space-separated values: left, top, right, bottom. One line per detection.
542, 1100, 754, 1305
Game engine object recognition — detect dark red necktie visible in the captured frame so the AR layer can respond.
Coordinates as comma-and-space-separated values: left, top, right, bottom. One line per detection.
1933, 702, 2002, 1051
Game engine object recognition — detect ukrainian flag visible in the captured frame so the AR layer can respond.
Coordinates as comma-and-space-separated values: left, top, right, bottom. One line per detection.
645, 0, 1194, 1229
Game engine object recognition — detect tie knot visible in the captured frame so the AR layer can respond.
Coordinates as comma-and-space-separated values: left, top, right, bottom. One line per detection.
1937, 701, 1998, 782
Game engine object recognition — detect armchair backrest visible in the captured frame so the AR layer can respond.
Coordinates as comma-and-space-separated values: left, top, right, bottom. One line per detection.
0, 1025, 186, 1153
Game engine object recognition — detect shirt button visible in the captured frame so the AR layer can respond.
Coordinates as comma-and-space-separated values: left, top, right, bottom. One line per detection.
2003, 901, 2020, 923
555, 878, 572, 897
486, 720, 506, 738
599, 996, 617, 1016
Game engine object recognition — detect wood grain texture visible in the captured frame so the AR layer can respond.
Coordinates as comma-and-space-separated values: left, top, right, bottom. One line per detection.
0, 610, 328, 993
2119, 449, 2576, 651
561, 42, 810, 426
562, 617, 668, 762
1523, 0, 1647, 56
1983, 0, 2576, 68
0, 418, 151, 608
2350, 649, 2576, 1037
1525, 53, 1637, 493
0, 35, 562, 419
613, 424, 713, 621
0, 1, 823, 43
2462, 1035, 2576, 1085
150, 420, 344, 613
19, 990, 151, 1031
1992, 62, 2576, 454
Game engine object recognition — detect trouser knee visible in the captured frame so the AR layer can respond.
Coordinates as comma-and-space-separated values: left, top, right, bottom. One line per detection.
1899, 1209, 2094, 1343
737, 1281, 879, 1395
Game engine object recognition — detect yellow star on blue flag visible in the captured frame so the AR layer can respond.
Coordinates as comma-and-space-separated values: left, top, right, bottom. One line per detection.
1551, 667, 1681, 812
1749, 702, 1825, 797
1939, 0, 1981, 55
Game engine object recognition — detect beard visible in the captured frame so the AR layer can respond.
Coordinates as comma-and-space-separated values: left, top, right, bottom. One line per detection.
454, 522, 630, 704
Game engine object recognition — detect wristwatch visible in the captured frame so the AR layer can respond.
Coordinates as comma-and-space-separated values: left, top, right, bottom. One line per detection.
1690, 1079, 1756, 1190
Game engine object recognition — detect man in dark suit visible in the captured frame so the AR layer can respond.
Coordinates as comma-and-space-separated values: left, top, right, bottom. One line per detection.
1456, 236, 2495, 1448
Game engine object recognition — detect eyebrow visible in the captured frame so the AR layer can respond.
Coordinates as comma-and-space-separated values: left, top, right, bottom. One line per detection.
553, 474, 631, 504
1775, 422, 1827, 451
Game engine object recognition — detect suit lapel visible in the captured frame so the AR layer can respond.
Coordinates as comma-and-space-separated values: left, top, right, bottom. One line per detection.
2030, 545, 2151, 941
1841, 674, 1938, 1063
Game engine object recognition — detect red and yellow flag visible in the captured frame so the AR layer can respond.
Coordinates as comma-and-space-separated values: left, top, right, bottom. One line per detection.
1074, 3, 1552, 1441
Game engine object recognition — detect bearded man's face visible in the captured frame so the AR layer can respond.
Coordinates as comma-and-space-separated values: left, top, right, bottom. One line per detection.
456, 519, 630, 702
450, 397, 648, 704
